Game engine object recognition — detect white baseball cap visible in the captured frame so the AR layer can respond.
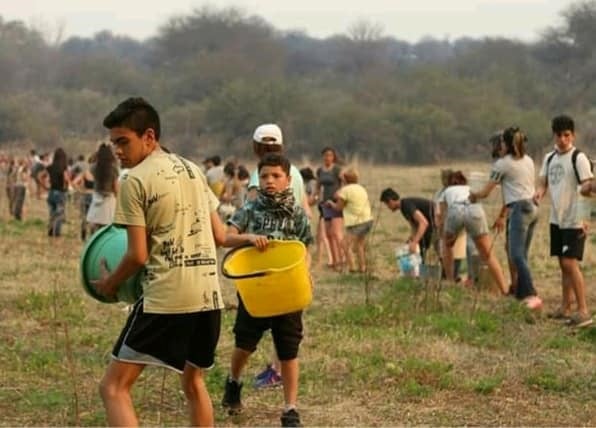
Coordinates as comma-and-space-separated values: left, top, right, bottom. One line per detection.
252, 123, 283, 145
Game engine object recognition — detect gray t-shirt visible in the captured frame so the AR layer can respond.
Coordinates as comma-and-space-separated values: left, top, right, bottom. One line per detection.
490, 154, 535, 205
539, 148, 594, 228
316, 165, 342, 202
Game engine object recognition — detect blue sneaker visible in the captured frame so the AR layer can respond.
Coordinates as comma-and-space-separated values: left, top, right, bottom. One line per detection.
253, 365, 282, 389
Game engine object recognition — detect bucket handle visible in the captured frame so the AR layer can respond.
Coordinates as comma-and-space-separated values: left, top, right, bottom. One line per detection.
221, 244, 267, 280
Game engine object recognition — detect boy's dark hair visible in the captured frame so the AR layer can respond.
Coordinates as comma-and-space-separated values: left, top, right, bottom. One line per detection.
321, 146, 338, 161
237, 164, 250, 180
103, 97, 161, 140
211, 155, 221, 166
299, 167, 315, 181
380, 188, 399, 202
258, 153, 291, 176
223, 161, 236, 177
551, 115, 575, 135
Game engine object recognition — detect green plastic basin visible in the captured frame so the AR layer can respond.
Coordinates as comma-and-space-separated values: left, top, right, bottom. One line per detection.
80, 224, 143, 304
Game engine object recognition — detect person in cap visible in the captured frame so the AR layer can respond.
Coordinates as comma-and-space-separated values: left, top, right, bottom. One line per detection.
247, 124, 310, 217
93, 97, 227, 426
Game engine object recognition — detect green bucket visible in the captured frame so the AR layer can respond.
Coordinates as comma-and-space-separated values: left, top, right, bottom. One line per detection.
80, 224, 143, 304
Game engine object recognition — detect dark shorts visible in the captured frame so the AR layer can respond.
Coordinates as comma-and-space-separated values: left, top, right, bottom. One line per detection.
233, 297, 303, 361
550, 224, 586, 261
346, 220, 373, 237
318, 202, 343, 221
112, 299, 222, 373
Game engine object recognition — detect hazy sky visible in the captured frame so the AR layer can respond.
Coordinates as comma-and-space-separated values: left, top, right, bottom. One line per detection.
2, 0, 573, 43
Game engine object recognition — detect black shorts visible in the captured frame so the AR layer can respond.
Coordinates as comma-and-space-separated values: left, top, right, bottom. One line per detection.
550, 224, 586, 261
233, 297, 303, 361
112, 299, 221, 373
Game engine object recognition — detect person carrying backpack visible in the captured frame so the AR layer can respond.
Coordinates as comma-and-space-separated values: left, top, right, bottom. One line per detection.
534, 115, 594, 328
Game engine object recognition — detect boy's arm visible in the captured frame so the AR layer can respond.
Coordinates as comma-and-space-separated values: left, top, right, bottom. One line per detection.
210, 211, 227, 246
93, 225, 147, 298
533, 175, 548, 205
223, 225, 269, 250
580, 179, 596, 196
409, 210, 429, 253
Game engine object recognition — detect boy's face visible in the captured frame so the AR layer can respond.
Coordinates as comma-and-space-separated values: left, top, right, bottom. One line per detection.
259, 165, 290, 194
110, 127, 157, 168
554, 129, 575, 152
383, 199, 400, 212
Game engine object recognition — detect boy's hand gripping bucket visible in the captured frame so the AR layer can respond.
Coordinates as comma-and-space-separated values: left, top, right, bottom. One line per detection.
80, 224, 143, 304
222, 240, 312, 317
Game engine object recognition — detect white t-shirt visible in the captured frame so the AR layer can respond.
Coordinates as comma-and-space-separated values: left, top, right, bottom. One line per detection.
438, 185, 471, 206
539, 147, 594, 228
248, 164, 305, 208
205, 165, 224, 185
490, 154, 535, 205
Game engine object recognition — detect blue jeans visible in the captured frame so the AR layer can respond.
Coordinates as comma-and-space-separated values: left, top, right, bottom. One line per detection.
507, 199, 538, 299
47, 190, 66, 236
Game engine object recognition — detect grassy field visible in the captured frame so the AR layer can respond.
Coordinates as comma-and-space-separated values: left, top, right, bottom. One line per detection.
0, 163, 595, 426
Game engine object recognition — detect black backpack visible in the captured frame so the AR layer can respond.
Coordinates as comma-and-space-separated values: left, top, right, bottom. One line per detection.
546, 148, 594, 184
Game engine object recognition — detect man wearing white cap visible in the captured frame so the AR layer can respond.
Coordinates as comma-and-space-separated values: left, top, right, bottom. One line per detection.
247, 124, 310, 217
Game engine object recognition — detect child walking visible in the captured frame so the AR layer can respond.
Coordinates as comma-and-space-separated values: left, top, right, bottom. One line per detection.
222, 153, 313, 427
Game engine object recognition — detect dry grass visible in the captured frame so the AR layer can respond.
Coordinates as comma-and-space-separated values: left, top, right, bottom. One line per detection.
0, 163, 595, 426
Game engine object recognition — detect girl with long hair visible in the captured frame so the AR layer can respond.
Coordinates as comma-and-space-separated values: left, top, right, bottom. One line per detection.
470, 127, 542, 309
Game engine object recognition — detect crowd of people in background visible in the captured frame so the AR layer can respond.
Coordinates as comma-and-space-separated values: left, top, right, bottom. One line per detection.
0, 98, 594, 427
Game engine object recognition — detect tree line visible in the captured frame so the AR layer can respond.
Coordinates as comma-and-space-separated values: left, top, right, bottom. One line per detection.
1, 1, 596, 163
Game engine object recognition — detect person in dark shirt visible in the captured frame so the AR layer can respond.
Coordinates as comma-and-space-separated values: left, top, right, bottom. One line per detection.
380, 188, 435, 262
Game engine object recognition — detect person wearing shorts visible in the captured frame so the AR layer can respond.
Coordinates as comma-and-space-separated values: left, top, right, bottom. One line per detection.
326, 167, 373, 273
92, 98, 227, 426
221, 153, 313, 427
535, 115, 593, 328
437, 171, 507, 294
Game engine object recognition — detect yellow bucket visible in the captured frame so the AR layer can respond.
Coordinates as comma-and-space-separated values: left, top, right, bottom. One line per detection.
222, 240, 312, 317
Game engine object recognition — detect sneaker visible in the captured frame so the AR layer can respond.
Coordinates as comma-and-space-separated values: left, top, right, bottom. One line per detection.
524, 296, 543, 311
222, 376, 243, 414
281, 408, 302, 427
547, 308, 571, 320
567, 313, 594, 328
254, 365, 282, 389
